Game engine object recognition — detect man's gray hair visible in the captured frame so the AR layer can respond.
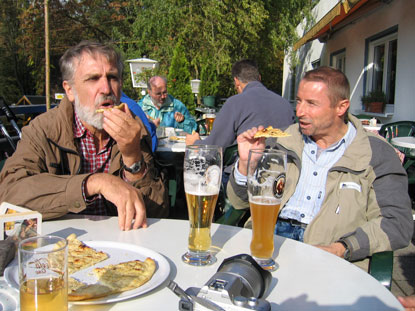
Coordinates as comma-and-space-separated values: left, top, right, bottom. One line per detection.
59, 41, 123, 83
147, 76, 167, 91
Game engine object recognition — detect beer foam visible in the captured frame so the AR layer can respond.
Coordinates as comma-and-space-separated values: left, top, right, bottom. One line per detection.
249, 196, 280, 205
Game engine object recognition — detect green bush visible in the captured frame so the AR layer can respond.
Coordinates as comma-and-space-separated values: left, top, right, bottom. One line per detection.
167, 44, 195, 114
199, 62, 220, 97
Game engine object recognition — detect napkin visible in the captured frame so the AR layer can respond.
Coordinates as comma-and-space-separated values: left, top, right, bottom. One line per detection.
0, 238, 16, 276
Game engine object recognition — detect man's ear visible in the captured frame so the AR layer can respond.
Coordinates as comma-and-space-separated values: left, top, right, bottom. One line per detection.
337, 99, 350, 117
62, 81, 75, 102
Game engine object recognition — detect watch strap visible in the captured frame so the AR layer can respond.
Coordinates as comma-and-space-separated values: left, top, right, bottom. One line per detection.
123, 160, 143, 174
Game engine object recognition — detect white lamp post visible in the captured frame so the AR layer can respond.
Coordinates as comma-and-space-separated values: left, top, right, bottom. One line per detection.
190, 79, 201, 106
126, 58, 159, 91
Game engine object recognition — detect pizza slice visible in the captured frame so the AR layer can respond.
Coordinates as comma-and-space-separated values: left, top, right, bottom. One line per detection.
93, 258, 156, 292
95, 102, 126, 113
254, 126, 291, 138
68, 277, 114, 301
65, 233, 109, 275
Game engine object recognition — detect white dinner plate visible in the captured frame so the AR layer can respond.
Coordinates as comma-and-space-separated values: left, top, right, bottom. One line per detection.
169, 136, 186, 142
4, 241, 171, 305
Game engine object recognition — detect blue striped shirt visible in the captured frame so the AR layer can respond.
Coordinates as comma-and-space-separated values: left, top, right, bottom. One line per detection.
280, 122, 356, 224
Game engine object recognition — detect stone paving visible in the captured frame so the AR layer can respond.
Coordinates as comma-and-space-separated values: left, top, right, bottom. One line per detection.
391, 224, 415, 298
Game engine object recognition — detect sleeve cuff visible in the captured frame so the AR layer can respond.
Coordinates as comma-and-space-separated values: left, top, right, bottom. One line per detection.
234, 159, 247, 186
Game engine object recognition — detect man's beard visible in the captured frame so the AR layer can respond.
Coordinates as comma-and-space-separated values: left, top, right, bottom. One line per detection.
151, 96, 163, 109
73, 92, 117, 130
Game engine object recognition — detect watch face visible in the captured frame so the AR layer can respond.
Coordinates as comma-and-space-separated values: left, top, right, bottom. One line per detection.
125, 161, 142, 173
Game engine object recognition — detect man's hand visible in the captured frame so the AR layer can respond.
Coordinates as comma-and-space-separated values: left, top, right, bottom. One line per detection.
314, 242, 346, 258
152, 118, 161, 128
85, 173, 147, 231
174, 111, 184, 123
236, 127, 266, 176
186, 131, 200, 145
103, 105, 142, 166
398, 296, 415, 310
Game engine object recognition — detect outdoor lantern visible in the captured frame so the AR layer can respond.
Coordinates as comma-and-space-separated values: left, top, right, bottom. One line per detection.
126, 58, 159, 89
190, 79, 201, 95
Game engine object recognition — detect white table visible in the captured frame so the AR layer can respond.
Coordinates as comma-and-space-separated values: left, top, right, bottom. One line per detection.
1, 216, 403, 310
156, 136, 208, 153
391, 136, 415, 149
156, 138, 187, 152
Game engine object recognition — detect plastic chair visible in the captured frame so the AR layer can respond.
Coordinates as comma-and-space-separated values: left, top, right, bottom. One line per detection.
196, 119, 208, 135
379, 121, 415, 184
369, 251, 394, 290
215, 144, 246, 225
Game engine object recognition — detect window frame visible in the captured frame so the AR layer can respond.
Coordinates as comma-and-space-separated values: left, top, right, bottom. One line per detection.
363, 25, 398, 105
330, 48, 346, 73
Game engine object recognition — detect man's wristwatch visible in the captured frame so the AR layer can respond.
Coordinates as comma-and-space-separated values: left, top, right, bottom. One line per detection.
338, 240, 351, 261
122, 160, 143, 174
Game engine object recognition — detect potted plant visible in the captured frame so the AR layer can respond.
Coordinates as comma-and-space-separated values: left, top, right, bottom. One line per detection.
199, 62, 219, 108
361, 90, 387, 113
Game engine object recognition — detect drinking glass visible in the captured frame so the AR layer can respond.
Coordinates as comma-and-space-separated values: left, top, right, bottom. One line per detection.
19, 235, 68, 311
247, 149, 287, 271
205, 114, 216, 134
182, 145, 222, 266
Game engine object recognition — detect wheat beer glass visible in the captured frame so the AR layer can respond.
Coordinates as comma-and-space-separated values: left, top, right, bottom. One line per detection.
19, 236, 68, 311
247, 149, 287, 271
182, 145, 222, 266
205, 114, 216, 134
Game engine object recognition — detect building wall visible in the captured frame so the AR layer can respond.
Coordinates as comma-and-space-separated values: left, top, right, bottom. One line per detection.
283, 0, 415, 123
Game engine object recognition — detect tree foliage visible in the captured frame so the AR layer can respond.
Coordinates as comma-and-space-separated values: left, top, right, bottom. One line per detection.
0, 0, 311, 106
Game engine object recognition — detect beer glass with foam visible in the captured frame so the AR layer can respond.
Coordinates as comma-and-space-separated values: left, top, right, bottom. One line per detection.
19, 235, 68, 311
247, 149, 287, 271
182, 145, 222, 266
205, 114, 216, 134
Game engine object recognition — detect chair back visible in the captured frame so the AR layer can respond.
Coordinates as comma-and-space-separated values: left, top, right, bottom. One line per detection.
379, 121, 415, 143
223, 143, 238, 168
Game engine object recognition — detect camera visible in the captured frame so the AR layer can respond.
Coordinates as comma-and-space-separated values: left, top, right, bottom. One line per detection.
175, 254, 272, 311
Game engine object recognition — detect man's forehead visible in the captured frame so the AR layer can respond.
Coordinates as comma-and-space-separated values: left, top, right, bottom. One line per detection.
74, 52, 118, 75
299, 80, 328, 94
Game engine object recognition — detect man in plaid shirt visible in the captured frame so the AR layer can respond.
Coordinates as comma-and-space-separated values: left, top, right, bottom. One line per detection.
0, 41, 168, 230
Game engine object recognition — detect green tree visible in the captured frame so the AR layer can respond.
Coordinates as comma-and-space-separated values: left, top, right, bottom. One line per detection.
167, 43, 194, 114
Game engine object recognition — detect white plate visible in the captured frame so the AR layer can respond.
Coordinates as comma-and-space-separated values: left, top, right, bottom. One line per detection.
169, 136, 186, 142
4, 241, 171, 305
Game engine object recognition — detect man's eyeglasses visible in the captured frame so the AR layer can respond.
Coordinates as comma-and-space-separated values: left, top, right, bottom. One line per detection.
154, 91, 168, 96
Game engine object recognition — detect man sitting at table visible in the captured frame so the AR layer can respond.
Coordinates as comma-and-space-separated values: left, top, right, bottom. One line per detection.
0, 41, 168, 230
185, 59, 295, 149
138, 76, 197, 134
227, 66, 413, 270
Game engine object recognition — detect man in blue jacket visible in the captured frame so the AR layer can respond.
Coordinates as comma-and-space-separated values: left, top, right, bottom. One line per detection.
121, 92, 158, 152
138, 76, 197, 134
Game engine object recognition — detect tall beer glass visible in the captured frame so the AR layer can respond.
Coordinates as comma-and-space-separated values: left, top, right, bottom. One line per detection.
19, 235, 68, 311
205, 114, 216, 134
182, 145, 222, 266
247, 149, 286, 271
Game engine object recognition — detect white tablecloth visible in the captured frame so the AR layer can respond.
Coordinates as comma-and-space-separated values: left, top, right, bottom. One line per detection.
1, 216, 403, 310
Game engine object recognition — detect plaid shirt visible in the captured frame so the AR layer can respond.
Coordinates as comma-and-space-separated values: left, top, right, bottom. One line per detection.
73, 113, 114, 215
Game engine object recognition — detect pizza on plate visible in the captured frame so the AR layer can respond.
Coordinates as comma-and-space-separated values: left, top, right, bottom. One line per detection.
95, 102, 125, 113
93, 258, 156, 292
254, 126, 290, 138
62, 233, 109, 275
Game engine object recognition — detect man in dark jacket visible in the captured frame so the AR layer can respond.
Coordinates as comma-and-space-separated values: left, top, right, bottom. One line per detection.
186, 59, 295, 149
0, 41, 168, 230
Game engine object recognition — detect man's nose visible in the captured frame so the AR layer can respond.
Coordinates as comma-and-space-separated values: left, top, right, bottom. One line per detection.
99, 78, 111, 94
161, 92, 167, 99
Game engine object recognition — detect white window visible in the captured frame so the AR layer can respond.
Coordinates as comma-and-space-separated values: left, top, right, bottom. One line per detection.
366, 31, 397, 105
331, 50, 346, 73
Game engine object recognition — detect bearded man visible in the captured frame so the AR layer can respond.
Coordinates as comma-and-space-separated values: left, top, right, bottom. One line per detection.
0, 41, 168, 230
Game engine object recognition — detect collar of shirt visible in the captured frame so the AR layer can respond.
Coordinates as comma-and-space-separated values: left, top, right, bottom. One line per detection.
280, 122, 356, 224
73, 112, 113, 150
